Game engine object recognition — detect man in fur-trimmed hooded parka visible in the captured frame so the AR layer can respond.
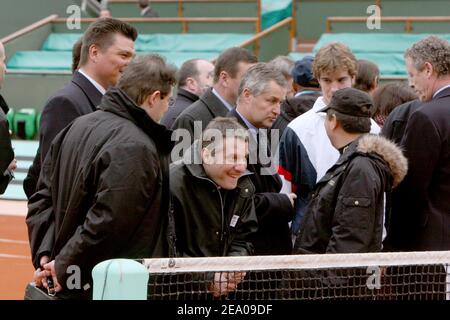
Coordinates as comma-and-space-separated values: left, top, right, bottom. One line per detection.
294, 88, 407, 254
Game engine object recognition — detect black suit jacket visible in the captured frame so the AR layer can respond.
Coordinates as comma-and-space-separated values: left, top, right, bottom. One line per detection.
381, 99, 422, 145
23, 71, 103, 198
161, 88, 198, 128
227, 108, 294, 255
171, 88, 229, 157
0, 95, 14, 194
386, 87, 450, 251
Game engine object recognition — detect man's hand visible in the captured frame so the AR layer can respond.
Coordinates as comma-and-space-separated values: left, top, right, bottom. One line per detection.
209, 271, 246, 298
7, 158, 17, 172
33, 255, 50, 288
42, 260, 63, 293
287, 193, 297, 207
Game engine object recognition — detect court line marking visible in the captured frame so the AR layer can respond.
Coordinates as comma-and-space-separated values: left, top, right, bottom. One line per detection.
0, 239, 29, 245
0, 211, 27, 217
0, 253, 30, 259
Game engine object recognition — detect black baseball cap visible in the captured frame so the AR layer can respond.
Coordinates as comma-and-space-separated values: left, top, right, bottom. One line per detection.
291, 56, 319, 88
318, 87, 374, 117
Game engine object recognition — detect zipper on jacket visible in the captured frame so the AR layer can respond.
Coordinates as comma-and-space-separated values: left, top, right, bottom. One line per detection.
193, 175, 225, 254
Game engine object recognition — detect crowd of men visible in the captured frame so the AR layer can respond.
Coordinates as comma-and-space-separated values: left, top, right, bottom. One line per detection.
0, 17, 449, 299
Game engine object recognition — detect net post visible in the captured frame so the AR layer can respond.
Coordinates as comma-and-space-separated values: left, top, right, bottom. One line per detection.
92, 259, 149, 300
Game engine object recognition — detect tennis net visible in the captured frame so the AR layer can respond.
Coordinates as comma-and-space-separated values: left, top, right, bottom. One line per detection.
143, 251, 450, 300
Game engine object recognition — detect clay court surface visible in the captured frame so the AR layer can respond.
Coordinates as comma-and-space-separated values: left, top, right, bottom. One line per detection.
0, 200, 33, 300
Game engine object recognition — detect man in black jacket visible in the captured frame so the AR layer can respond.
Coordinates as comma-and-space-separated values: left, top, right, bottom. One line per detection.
385, 36, 450, 251
381, 99, 421, 145
170, 117, 258, 297
228, 63, 296, 255
161, 58, 214, 128
0, 41, 16, 194
26, 55, 176, 299
171, 117, 257, 258
23, 18, 137, 198
291, 88, 407, 299
294, 88, 407, 255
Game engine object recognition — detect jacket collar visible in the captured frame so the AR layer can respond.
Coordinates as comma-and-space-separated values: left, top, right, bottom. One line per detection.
177, 88, 199, 103
99, 87, 174, 153
331, 136, 362, 167
0, 94, 9, 114
433, 85, 450, 100
72, 71, 104, 112
199, 87, 229, 117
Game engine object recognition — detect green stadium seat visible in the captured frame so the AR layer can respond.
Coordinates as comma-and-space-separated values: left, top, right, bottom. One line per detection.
289, 33, 450, 78
7, 33, 254, 72
289, 51, 407, 77
135, 33, 253, 52
7, 50, 219, 71
314, 33, 450, 54
7, 51, 72, 71
40, 33, 253, 53
41, 33, 83, 51
12, 108, 37, 140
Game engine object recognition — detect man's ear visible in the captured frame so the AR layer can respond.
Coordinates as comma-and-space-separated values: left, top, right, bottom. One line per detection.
329, 114, 339, 131
219, 70, 229, 87
371, 76, 379, 90
202, 147, 213, 165
423, 62, 434, 78
88, 44, 100, 63
146, 90, 161, 107
242, 87, 252, 100
185, 77, 197, 92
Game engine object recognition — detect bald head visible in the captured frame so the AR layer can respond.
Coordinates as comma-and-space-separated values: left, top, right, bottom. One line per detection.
0, 42, 6, 89
179, 59, 214, 96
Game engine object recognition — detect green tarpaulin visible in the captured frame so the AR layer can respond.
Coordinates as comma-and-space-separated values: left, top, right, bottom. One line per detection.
314, 33, 450, 54
42, 33, 253, 52
7, 50, 219, 71
289, 51, 407, 77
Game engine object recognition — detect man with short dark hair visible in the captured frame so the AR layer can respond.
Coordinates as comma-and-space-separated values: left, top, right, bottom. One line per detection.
26, 54, 176, 299
23, 18, 137, 199
161, 59, 214, 128
294, 88, 407, 254
171, 47, 257, 155
71, 38, 82, 74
